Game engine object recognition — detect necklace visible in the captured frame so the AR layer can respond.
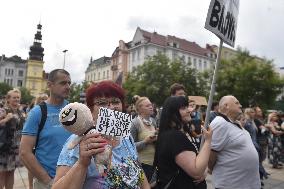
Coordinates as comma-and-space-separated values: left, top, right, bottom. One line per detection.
185, 133, 199, 153
138, 116, 152, 126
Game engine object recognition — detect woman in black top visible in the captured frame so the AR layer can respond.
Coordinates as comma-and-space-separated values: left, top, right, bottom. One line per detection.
154, 96, 212, 189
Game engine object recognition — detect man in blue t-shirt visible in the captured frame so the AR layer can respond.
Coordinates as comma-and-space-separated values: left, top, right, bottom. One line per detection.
20, 69, 72, 189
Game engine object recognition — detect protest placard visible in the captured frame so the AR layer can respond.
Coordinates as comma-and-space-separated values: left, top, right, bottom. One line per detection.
205, 0, 240, 47
95, 107, 132, 137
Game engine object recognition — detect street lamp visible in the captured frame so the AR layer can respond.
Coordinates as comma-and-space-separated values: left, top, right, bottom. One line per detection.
62, 49, 68, 69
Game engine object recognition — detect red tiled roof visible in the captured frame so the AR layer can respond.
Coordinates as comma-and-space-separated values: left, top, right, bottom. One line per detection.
139, 28, 211, 57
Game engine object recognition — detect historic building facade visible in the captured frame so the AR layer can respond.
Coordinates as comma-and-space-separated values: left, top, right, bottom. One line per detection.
85, 56, 112, 83
128, 27, 216, 73
25, 24, 47, 96
0, 55, 27, 88
110, 40, 130, 83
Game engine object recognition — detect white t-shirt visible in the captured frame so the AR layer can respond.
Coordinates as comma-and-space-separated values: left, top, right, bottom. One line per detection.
211, 115, 261, 189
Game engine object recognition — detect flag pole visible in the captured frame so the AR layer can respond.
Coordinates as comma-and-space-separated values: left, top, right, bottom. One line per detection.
204, 39, 223, 129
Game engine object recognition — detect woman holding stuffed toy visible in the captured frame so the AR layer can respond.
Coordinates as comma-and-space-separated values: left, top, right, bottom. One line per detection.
52, 81, 150, 189
153, 96, 212, 189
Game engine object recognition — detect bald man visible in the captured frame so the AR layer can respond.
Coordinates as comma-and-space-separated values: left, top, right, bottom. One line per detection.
208, 96, 260, 189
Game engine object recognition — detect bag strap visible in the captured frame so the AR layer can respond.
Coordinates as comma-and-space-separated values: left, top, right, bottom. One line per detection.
164, 169, 179, 189
34, 102, 47, 152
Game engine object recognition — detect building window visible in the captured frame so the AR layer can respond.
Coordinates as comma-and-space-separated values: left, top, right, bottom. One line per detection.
193, 58, 197, 68
188, 57, 191, 63
133, 51, 136, 61
199, 61, 202, 69
204, 61, 207, 69
103, 71, 105, 79
18, 70, 24, 77
107, 70, 109, 78
93, 73, 96, 80
137, 49, 141, 60
17, 80, 23, 87
11, 69, 14, 76
173, 52, 178, 60
32, 82, 36, 89
173, 42, 178, 48
5, 78, 13, 86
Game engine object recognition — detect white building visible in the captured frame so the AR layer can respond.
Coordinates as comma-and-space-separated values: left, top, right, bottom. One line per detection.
85, 56, 112, 83
128, 27, 216, 72
0, 55, 27, 88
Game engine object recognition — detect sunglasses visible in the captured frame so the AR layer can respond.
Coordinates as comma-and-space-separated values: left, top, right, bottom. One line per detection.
93, 97, 121, 107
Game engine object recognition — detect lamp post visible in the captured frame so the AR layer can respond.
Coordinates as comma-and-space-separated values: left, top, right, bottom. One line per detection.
62, 49, 68, 69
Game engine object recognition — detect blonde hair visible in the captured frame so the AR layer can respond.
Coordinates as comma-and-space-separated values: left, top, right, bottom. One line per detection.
135, 97, 149, 113
35, 93, 48, 105
244, 108, 254, 119
5, 88, 21, 106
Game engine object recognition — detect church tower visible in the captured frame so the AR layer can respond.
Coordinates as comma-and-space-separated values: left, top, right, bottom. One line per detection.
25, 23, 47, 96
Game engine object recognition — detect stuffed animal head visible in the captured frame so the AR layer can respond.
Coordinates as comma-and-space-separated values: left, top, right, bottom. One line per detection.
59, 102, 94, 136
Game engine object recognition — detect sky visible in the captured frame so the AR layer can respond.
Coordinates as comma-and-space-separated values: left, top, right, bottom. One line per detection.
1, 0, 283, 83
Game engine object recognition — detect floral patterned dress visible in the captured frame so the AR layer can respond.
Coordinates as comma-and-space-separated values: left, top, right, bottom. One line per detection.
58, 135, 144, 189
268, 122, 282, 167
0, 107, 25, 171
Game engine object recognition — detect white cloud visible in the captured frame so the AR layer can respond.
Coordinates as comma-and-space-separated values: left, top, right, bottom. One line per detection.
0, 0, 283, 83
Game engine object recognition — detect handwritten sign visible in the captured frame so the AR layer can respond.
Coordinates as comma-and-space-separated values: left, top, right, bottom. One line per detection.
95, 107, 132, 137
205, 0, 240, 47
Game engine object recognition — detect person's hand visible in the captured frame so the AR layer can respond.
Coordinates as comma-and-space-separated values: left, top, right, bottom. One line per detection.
193, 172, 207, 184
5, 113, 13, 121
201, 125, 212, 142
78, 133, 107, 167
144, 134, 157, 144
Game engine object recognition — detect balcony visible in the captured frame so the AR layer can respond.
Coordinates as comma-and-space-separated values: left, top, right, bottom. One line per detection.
111, 65, 118, 71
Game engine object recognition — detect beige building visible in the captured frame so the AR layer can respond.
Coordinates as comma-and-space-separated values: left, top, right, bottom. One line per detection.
25, 24, 47, 96
111, 40, 130, 83
85, 56, 112, 83
207, 44, 237, 60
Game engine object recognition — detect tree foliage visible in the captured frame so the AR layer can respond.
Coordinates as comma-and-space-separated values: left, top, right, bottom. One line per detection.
0, 82, 13, 98
68, 80, 89, 103
123, 53, 210, 106
19, 87, 34, 104
216, 48, 284, 109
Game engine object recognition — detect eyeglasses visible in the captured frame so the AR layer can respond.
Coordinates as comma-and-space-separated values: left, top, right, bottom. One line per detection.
93, 97, 121, 107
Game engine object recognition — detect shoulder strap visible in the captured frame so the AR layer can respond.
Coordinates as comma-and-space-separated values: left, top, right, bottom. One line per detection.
34, 102, 47, 152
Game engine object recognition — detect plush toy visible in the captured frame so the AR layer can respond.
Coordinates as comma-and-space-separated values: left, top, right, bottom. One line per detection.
59, 102, 112, 175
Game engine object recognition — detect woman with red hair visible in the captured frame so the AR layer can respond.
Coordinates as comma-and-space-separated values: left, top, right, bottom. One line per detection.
52, 81, 150, 189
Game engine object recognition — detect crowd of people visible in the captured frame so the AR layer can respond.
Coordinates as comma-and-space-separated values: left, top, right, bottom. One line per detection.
0, 69, 284, 189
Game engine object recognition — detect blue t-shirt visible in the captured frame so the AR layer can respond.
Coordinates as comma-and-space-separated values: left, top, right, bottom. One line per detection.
22, 100, 71, 177
57, 135, 144, 189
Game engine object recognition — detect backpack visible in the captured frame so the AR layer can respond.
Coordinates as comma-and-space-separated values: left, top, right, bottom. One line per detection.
33, 102, 47, 153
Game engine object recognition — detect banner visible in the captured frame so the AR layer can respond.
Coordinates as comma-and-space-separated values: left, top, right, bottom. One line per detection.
205, 0, 240, 47
95, 107, 132, 137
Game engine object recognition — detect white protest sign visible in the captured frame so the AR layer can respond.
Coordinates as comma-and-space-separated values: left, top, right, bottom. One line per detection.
205, 0, 240, 47
95, 107, 132, 137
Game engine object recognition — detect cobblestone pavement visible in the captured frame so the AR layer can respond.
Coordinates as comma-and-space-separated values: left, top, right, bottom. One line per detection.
14, 160, 284, 189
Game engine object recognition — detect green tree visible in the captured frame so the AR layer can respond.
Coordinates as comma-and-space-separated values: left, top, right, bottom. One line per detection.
123, 53, 209, 106
216, 48, 284, 109
0, 82, 13, 98
68, 80, 90, 103
19, 87, 34, 104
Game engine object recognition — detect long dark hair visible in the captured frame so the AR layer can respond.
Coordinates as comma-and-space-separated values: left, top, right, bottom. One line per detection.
159, 96, 190, 134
